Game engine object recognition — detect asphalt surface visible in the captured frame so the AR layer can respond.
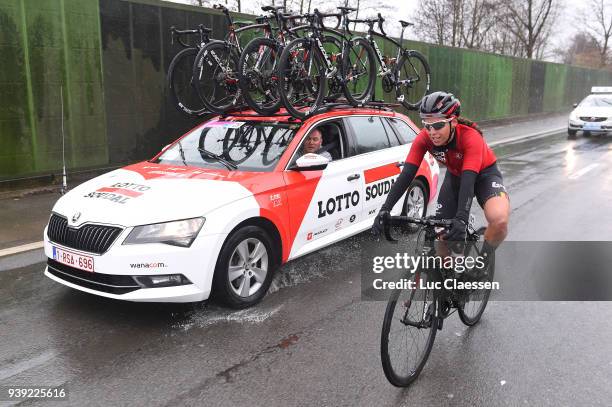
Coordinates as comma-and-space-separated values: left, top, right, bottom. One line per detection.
2, 114, 612, 406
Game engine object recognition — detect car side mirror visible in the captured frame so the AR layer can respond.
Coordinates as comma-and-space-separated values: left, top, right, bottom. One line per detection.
289, 153, 330, 171
572, 103, 578, 108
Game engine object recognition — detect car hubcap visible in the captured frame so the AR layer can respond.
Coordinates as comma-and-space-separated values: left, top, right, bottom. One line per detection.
228, 238, 269, 298
406, 186, 425, 218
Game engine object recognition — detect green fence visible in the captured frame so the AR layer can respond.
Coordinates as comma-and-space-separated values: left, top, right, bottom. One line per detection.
1, 0, 612, 182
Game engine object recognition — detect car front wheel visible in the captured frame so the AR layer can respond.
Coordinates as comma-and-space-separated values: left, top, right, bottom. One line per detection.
212, 225, 277, 308
567, 129, 577, 139
404, 179, 428, 220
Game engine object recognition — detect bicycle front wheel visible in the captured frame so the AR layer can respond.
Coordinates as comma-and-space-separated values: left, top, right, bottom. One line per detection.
341, 37, 376, 106
395, 50, 431, 110
381, 269, 439, 387
277, 37, 327, 119
167, 47, 208, 116
458, 241, 495, 326
193, 41, 242, 114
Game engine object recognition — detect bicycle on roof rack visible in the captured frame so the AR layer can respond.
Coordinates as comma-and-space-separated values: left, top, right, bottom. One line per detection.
357, 14, 430, 110
379, 215, 494, 387
167, 24, 213, 116
237, 5, 309, 116
191, 4, 272, 114
276, 6, 377, 119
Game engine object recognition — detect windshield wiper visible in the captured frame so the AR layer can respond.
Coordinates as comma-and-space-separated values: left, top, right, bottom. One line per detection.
177, 140, 187, 166
197, 147, 237, 170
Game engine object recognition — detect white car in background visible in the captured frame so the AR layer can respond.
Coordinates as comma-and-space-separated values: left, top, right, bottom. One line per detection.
568, 87, 612, 139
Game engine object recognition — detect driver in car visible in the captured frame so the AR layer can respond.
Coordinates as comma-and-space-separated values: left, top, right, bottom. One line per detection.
301, 128, 332, 161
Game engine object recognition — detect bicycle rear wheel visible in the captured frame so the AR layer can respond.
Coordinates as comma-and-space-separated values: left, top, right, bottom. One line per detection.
193, 41, 242, 114
458, 241, 495, 326
167, 47, 208, 116
381, 269, 439, 387
277, 37, 327, 119
238, 37, 282, 115
395, 50, 431, 110
341, 37, 376, 106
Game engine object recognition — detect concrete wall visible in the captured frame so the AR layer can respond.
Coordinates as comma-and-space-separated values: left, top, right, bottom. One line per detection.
2, 0, 612, 182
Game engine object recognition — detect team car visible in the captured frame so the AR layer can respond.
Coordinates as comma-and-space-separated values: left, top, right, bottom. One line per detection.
568, 87, 612, 138
43, 108, 439, 308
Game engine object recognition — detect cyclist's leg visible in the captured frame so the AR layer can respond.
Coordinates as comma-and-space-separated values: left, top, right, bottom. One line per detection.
474, 164, 510, 248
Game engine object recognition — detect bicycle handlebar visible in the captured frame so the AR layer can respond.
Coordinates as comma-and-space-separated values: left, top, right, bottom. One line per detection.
170, 25, 210, 48
383, 216, 452, 242
313, 9, 341, 29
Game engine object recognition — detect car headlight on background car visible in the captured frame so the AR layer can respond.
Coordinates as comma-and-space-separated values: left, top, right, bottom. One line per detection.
568, 111, 582, 126
123, 217, 205, 247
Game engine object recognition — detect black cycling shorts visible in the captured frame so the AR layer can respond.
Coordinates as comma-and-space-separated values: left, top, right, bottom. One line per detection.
435, 162, 508, 219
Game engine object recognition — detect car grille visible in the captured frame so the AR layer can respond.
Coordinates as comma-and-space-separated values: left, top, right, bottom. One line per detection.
47, 214, 123, 254
47, 259, 141, 295
579, 116, 607, 122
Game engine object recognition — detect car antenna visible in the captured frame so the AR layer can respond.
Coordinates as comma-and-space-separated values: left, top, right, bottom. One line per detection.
60, 85, 68, 195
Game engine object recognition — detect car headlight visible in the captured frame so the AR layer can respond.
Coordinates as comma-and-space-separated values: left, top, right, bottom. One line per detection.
569, 111, 579, 121
123, 217, 205, 247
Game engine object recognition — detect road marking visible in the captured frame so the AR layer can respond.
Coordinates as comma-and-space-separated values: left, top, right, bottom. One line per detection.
0, 350, 57, 381
0, 241, 44, 258
568, 163, 600, 180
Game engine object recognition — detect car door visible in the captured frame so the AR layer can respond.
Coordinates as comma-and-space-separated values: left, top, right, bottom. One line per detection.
283, 119, 365, 260
344, 115, 411, 220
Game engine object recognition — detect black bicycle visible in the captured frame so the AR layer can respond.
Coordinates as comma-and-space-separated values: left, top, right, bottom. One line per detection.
356, 14, 430, 110
237, 6, 306, 115
167, 24, 213, 116
276, 6, 377, 119
192, 4, 271, 114
380, 216, 494, 387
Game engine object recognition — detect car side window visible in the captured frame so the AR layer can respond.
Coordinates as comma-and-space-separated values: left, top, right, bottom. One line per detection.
346, 116, 392, 154
388, 117, 418, 144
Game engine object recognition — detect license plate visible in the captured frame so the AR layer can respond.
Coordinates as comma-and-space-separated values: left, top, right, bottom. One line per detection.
583, 123, 601, 131
52, 246, 95, 272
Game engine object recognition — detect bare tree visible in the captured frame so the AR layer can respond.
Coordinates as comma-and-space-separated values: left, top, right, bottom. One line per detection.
499, 0, 561, 59
413, 0, 449, 45
583, 0, 612, 67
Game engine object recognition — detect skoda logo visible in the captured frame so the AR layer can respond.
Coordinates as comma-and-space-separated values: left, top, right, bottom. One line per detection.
72, 211, 82, 223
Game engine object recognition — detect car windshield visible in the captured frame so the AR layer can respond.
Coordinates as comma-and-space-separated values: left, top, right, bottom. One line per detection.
154, 120, 298, 171
580, 95, 612, 107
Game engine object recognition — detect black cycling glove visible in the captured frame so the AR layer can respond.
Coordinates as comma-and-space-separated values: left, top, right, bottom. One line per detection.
371, 207, 390, 237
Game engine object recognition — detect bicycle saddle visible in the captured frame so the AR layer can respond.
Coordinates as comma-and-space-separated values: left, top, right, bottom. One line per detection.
337, 6, 357, 12
399, 20, 413, 27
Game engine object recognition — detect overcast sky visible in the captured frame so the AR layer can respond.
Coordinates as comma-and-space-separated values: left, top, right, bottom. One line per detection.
164, 0, 584, 62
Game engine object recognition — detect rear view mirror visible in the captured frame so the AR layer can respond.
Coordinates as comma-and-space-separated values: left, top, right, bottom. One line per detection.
290, 153, 330, 171
572, 103, 578, 108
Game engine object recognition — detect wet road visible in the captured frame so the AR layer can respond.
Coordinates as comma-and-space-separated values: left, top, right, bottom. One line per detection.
2, 132, 612, 406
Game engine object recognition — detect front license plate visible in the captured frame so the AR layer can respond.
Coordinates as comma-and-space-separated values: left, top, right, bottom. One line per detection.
52, 246, 95, 272
583, 123, 601, 131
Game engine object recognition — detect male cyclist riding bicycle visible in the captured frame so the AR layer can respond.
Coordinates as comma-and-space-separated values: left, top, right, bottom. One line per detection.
372, 91, 510, 271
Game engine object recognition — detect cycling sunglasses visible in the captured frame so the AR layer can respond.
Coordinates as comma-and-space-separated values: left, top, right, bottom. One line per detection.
422, 118, 452, 131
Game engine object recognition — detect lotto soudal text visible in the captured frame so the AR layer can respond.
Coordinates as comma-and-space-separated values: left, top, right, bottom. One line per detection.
317, 191, 360, 218
365, 178, 396, 201
83, 182, 150, 204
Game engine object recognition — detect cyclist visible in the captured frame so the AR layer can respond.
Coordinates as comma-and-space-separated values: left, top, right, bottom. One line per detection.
372, 91, 510, 270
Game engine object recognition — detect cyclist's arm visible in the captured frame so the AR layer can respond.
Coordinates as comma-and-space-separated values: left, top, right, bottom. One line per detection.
380, 136, 427, 211
455, 133, 485, 221
456, 170, 476, 222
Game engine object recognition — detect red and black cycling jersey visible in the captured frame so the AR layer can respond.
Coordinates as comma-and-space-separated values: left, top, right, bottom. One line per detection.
405, 124, 497, 176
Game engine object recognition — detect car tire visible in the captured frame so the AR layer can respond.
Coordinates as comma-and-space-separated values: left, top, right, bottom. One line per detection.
212, 225, 278, 309
567, 129, 577, 140
403, 179, 429, 230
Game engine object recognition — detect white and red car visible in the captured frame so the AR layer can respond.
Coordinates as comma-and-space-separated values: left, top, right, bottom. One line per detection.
44, 108, 439, 308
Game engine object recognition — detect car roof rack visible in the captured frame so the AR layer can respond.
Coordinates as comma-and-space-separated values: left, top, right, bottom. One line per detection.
304, 100, 404, 118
